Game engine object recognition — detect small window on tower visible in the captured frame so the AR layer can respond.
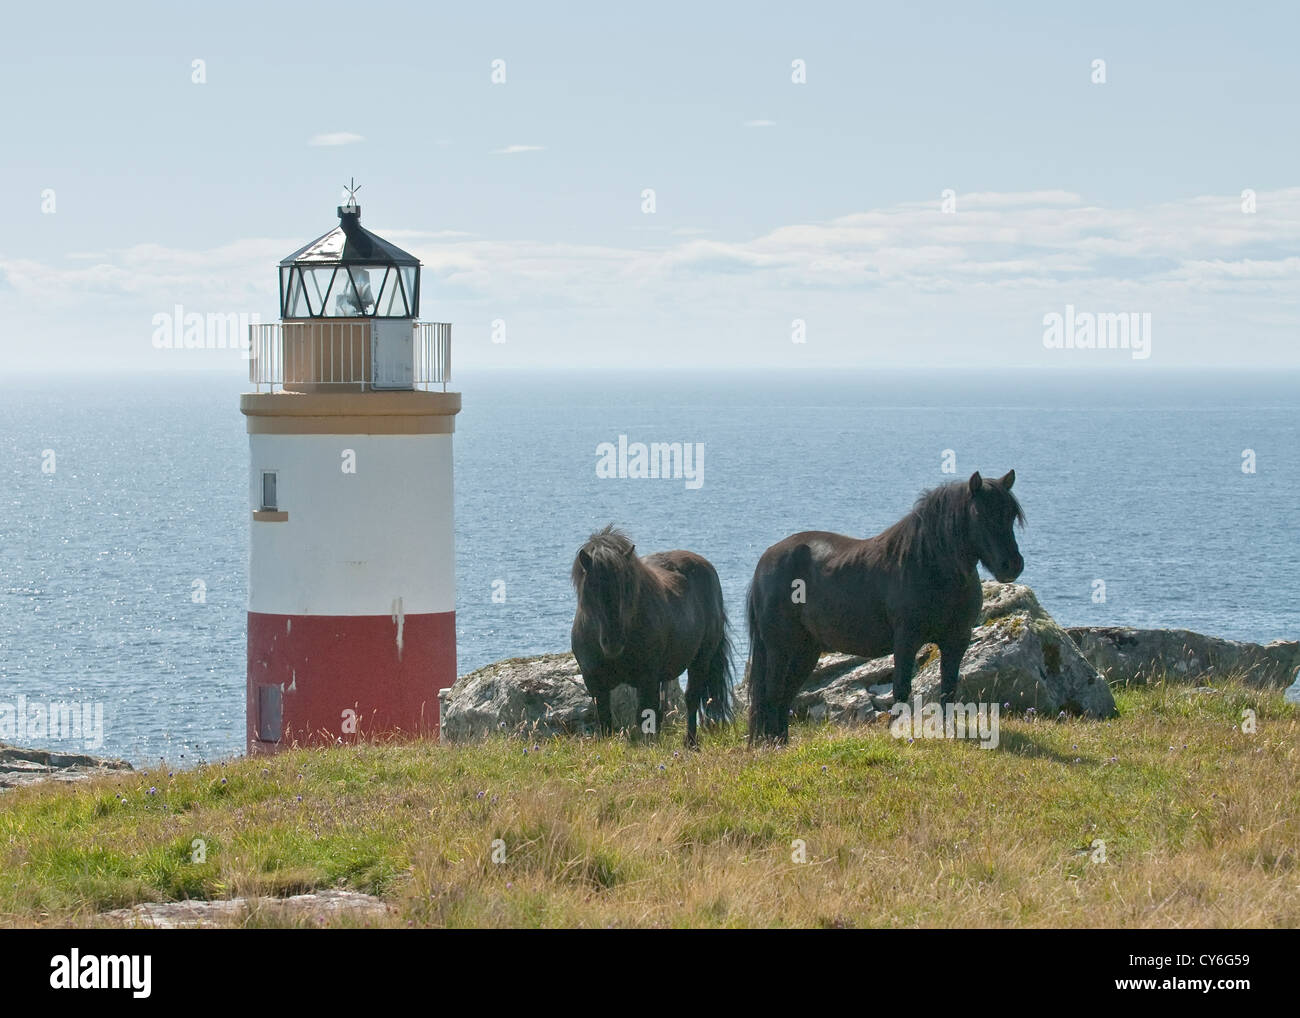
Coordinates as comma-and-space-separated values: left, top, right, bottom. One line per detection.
261, 471, 278, 511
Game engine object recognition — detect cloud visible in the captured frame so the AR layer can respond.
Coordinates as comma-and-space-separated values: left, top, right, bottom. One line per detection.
308, 132, 364, 147
893, 190, 1084, 210
743, 119, 776, 127
491, 144, 544, 155
6, 189, 1300, 368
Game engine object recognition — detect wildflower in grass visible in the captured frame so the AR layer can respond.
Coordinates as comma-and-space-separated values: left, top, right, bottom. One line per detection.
296, 795, 302, 802
147, 786, 157, 796
476, 790, 485, 800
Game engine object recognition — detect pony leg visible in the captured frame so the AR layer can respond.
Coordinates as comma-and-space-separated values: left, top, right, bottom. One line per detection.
594, 691, 613, 735
749, 638, 816, 745
683, 679, 700, 749
747, 643, 787, 745
937, 635, 971, 705
891, 634, 923, 702
636, 683, 661, 739
776, 642, 821, 745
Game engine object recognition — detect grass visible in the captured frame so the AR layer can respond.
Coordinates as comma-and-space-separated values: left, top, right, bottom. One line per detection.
0, 678, 1296, 928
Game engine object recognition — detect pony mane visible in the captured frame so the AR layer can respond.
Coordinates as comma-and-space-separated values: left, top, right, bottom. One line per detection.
571, 524, 637, 589
878, 478, 1024, 570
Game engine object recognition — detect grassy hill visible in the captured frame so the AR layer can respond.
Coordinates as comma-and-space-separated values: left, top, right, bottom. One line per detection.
1, 679, 1296, 928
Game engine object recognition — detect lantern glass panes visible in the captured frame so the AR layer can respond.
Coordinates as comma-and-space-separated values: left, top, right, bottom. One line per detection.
401, 267, 417, 314
279, 264, 416, 317
278, 205, 420, 318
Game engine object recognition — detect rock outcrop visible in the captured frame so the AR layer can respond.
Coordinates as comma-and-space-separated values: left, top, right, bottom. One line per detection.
0, 742, 132, 790
101, 889, 388, 929
439, 653, 686, 742
1065, 627, 1300, 690
789, 582, 1117, 723
443, 585, 1300, 738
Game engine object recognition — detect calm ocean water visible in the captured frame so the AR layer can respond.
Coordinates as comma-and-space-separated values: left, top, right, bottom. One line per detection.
2, 369, 1298, 765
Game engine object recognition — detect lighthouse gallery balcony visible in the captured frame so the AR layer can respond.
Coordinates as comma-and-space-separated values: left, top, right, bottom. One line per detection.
248, 319, 451, 393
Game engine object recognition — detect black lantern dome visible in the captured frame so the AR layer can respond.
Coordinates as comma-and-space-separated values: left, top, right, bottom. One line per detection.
279, 200, 420, 319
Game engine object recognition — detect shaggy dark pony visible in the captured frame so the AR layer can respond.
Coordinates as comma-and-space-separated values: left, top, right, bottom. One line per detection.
746, 471, 1025, 743
571, 526, 734, 747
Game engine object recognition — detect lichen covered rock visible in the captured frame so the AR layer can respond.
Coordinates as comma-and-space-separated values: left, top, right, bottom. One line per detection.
439, 653, 685, 742
789, 583, 1117, 723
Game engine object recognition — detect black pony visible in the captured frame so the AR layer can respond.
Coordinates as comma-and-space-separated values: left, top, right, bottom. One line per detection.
571, 526, 734, 746
747, 471, 1025, 743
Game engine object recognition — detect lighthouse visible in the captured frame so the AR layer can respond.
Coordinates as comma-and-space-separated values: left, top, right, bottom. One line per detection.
241, 186, 459, 754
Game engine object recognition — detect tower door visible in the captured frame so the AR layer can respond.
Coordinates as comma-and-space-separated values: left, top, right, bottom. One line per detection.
371, 319, 415, 390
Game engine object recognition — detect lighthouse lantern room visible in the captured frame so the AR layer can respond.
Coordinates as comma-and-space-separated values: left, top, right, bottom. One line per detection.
242, 187, 460, 754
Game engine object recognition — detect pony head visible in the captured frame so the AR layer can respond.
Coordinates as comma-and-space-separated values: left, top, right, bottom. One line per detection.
572, 525, 641, 659
967, 470, 1025, 583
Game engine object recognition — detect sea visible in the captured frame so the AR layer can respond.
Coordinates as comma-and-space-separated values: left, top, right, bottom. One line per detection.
2, 368, 1298, 766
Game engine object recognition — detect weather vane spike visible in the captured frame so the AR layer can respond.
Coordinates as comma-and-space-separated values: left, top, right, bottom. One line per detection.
343, 177, 362, 207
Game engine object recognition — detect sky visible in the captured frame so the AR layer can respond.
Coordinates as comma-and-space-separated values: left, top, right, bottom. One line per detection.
2, 0, 1298, 372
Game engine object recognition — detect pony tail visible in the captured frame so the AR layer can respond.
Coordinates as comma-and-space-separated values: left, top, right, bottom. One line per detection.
745, 582, 765, 741
701, 616, 736, 726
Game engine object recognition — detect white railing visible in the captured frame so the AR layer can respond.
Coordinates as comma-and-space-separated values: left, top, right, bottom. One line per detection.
249, 322, 284, 389
249, 321, 452, 392
414, 322, 452, 390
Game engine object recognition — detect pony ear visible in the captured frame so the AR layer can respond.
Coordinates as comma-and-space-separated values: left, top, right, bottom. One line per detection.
968, 471, 983, 495
625, 543, 636, 558
1000, 469, 1016, 490
578, 548, 592, 571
